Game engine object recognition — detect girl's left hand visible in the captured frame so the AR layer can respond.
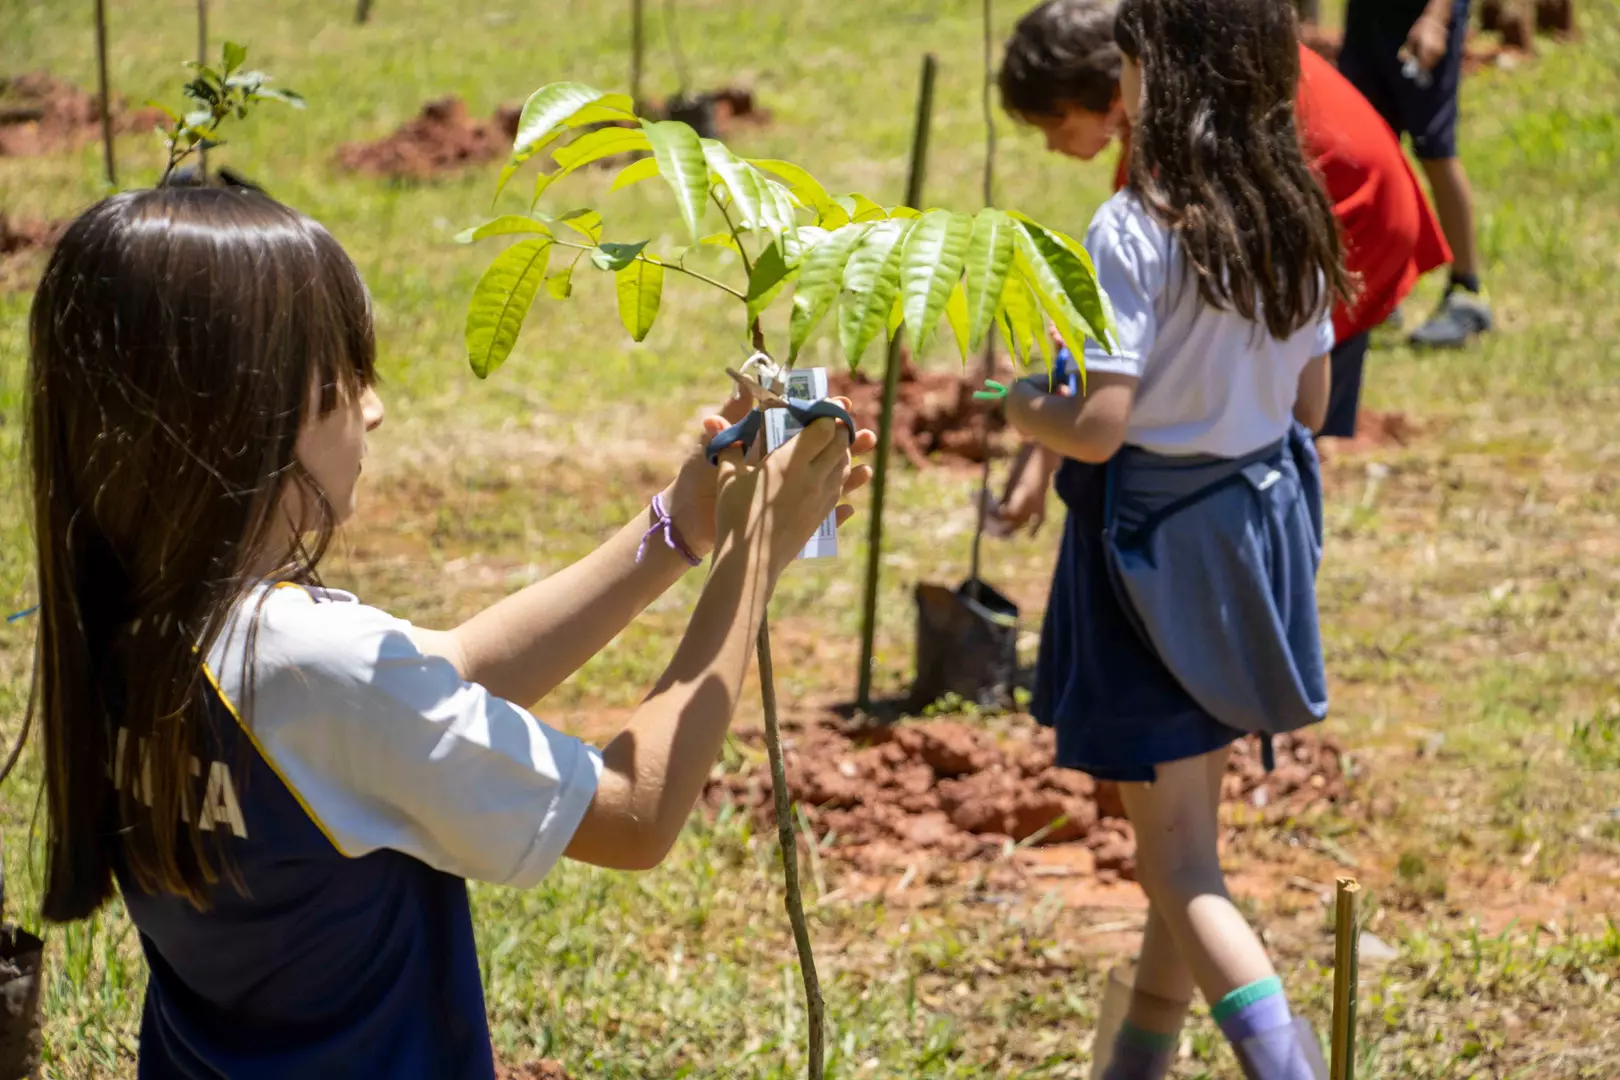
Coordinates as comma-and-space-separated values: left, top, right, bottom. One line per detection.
665, 390, 877, 558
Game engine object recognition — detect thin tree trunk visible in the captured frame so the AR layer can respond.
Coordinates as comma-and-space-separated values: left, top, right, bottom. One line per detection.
93, 0, 116, 185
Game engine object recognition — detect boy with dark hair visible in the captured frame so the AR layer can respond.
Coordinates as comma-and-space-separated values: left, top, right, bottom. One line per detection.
991, 0, 1448, 513
1339, 0, 1492, 348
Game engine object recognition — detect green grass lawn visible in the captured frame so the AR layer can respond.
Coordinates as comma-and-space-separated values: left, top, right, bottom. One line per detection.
4, 0, 1620, 1076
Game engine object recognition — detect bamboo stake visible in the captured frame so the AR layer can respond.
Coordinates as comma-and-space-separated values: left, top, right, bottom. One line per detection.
854, 53, 938, 709
1331, 877, 1361, 1080
92, 0, 116, 185
629, 0, 645, 113
196, 0, 208, 178
967, 0, 999, 590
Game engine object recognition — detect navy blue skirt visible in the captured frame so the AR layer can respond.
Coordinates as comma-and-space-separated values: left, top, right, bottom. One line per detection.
1030, 459, 1245, 782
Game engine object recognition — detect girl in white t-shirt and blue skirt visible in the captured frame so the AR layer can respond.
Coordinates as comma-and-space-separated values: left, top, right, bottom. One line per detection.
995, 1, 1352, 1078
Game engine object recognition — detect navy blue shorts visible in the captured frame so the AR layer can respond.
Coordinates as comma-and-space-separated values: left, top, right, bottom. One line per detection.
1320, 331, 1371, 439
1031, 460, 1244, 783
1339, 0, 1470, 160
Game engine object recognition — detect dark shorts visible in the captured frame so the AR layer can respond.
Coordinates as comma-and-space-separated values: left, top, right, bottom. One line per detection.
1339, 0, 1470, 160
1321, 330, 1372, 439
1031, 461, 1244, 783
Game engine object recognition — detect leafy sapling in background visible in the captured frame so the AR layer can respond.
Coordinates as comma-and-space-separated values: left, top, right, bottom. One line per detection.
149, 42, 304, 184
458, 82, 1113, 1080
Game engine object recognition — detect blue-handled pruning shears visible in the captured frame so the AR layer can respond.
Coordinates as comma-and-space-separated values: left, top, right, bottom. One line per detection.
705, 364, 856, 466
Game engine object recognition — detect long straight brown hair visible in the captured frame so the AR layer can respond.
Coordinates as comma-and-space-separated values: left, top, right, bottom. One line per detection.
26, 187, 375, 921
1114, 0, 1353, 340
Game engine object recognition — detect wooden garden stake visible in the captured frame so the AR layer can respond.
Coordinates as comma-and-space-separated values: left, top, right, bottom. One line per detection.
196, 0, 208, 177
92, 0, 116, 185
967, 0, 997, 588
629, 0, 645, 113
855, 53, 937, 710
1331, 876, 1361, 1080
356, 0, 374, 23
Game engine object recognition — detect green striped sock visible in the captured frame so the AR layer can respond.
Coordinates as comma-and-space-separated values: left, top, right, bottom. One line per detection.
1211, 976, 1284, 1025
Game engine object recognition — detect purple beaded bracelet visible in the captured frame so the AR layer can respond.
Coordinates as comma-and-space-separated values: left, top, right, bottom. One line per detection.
636, 492, 703, 567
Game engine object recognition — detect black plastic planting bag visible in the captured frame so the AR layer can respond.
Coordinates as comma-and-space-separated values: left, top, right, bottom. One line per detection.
0, 862, 43, 1080
909, 577, 1019, 710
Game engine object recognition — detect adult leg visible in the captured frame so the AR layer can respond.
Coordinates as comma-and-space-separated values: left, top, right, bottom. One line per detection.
1121, 747, 1321, 1079
1419, 157, 1480, 285
1407, 0, 1493, 346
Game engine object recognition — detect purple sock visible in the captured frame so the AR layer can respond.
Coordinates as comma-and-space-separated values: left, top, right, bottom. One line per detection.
1213, 978, 1320, 1080
1100, 1021, 1176, 1080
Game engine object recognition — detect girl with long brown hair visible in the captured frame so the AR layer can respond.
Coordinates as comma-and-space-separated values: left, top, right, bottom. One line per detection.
997, 0, 1351, 1077
26, 185, 873, 1079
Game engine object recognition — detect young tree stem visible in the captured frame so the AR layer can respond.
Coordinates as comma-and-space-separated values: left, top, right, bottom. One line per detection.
747, 312, 823, 1078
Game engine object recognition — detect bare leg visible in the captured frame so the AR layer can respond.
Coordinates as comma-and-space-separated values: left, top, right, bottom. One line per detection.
1128, 747, 1225, 1019
1419, 156, 1479, 282
1120, 746, 1275, 1001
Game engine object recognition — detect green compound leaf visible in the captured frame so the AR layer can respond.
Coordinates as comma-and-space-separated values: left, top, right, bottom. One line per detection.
837, 218, 912, 370
642, 119, 711, 242
615, 258, 664, 341
466, 238, 553, 378
788, 223, 871, 364
899, 209, 972, 355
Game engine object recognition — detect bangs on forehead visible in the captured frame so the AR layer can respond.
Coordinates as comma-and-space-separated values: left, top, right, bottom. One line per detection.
306, 223, 377, 413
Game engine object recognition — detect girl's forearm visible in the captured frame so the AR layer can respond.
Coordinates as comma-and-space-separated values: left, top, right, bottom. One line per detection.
563, 531, 771, 870
1006, 382, 1129, 464
442, 487, 696, 707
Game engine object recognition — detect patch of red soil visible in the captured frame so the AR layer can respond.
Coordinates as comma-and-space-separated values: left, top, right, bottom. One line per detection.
494, 1060, 573, 1080
0, 71, 163, 158
336, 97, 522, 180
705, 717, 1350, 885
828, 356, 1016, 469
1316, 408, 1420, 462
654, 86, 772, 139
0, 212, 66, 291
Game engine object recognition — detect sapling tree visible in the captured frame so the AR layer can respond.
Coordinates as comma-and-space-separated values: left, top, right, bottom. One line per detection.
459, 82, 1112, 1078
148, 42, 304, 184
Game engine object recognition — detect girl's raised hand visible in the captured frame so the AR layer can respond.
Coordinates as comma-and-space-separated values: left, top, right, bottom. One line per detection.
712, 406, 874, 583
668, 392, 874, 562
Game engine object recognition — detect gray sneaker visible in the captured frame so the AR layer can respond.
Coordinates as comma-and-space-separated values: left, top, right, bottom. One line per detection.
1410, 287, 1493, 348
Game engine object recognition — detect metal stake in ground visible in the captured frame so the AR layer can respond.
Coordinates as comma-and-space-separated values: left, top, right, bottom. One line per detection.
854, 53, 938, 711
93, 0, 116, 185
1331, 876, 1362, 1080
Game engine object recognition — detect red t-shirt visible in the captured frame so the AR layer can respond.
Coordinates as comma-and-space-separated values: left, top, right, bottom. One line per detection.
1113, 45, 1450, 341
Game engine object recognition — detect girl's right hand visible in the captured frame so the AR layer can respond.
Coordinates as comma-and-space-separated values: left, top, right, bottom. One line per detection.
712, 410, 874, 581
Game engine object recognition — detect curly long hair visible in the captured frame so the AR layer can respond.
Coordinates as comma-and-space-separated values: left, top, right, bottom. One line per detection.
1114, 0, 1352, 340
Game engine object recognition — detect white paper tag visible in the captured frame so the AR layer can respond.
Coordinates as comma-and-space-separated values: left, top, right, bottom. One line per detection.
765, 366, 838, 560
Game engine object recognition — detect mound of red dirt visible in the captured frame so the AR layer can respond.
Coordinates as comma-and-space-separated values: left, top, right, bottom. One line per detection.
0, 212, 66, 291
336, 97, 522, 180
0, 71, 163, 158
494, 1060, 573, 1080
705, 718, 1349, 884
828, 357, 1016, 468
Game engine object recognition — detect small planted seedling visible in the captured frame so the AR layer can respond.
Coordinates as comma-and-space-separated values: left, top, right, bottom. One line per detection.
148, 42, 304, 184
460, 83, 1113, 1079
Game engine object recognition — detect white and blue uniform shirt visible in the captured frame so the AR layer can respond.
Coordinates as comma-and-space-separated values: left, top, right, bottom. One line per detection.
1081, 190, 1336, 458
109, 584, 603, 1079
